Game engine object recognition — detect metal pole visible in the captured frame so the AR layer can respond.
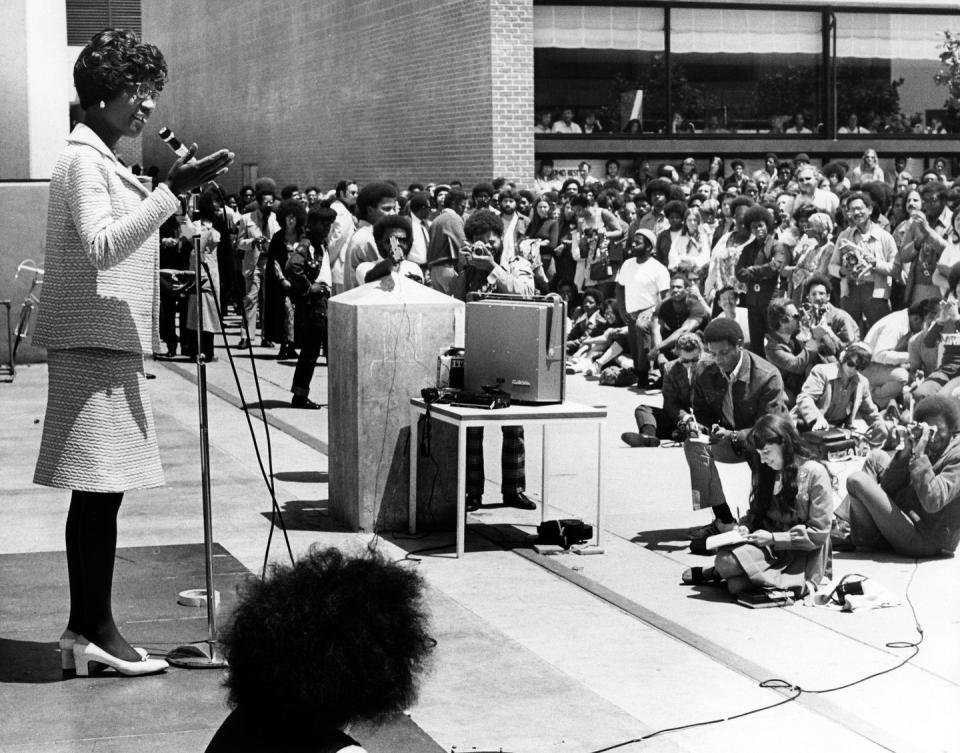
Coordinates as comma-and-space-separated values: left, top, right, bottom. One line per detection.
168, 229, 227, 668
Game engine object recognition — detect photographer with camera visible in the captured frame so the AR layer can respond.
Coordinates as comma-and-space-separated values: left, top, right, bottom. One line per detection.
798, 275, 860, 355
844, 395, 960, 557
450, 209, 536, 511
354, 215, 424, 286
621, 332, 704, 447
764, 297, 825, 405
913, 263, 960, 400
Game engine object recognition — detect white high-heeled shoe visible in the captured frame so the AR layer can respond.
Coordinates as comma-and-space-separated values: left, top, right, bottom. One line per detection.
73, 638, 168, 677
59, 630, 148, 671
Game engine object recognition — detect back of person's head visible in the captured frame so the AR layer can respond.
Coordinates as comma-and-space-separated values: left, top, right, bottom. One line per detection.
443, 188, 467, 210
307, 205, 337, 227
908, 297, 941, 320
221, 547, 432, 737
372, 214, 412, 247
914, 395, 960, 432
702, 317, 743, 346
463, 209, 502, 242
676, 331, 703, 353
729, 196, 755, 214
356, 181, 399, 220
408, 191, 431, 214
947, 261, 960, 294
664, 199, 687, 220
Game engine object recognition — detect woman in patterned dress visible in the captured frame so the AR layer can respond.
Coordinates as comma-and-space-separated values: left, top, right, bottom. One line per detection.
32, 29, 232, 676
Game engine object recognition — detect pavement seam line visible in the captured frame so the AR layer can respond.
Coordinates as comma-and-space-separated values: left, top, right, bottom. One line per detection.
159, 359, 328, 455
469, 522, 922, 753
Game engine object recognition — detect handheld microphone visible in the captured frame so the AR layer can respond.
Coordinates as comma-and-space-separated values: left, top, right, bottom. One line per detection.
158, 126, 191, 159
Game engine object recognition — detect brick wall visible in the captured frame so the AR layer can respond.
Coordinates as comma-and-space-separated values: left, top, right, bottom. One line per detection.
142, 0, 536, 193
490, 0, 534, 188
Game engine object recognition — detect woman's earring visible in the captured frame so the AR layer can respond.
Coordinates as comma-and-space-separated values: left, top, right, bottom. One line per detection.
99, 101, 106, 109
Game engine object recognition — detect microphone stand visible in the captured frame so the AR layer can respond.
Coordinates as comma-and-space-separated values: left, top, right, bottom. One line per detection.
167, 228, 227, 668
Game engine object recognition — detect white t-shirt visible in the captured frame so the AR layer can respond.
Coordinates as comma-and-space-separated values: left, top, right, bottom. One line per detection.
615, 257, 670, 313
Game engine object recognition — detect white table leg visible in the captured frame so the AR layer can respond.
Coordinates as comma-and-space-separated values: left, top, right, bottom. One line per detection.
541, 424, 551, 523
408, 405, 419, 535
456, 423, 467, 558
596, 420, 604, 547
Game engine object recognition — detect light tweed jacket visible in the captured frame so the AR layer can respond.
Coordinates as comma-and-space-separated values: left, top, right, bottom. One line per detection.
32, 123, 180, 354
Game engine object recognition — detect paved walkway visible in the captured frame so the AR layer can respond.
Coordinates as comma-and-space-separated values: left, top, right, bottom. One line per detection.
2, 319, 958, 753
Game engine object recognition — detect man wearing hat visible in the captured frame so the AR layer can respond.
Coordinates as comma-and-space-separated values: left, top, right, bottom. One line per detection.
237, 177, 279, 348
682, 318, 786, 545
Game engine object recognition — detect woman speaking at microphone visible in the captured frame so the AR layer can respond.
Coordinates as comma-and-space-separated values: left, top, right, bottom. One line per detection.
31, 29, 233, 677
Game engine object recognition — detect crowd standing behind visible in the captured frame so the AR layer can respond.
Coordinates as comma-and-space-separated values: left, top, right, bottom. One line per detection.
157, 146, 960, 601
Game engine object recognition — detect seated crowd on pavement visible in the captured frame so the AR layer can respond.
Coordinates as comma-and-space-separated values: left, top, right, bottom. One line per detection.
158, 148, 960, 603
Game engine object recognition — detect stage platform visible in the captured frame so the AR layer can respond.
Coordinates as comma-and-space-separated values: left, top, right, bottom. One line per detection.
2, 315, 958, 753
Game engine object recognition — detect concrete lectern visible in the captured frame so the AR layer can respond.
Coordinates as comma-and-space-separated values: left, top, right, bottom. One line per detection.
328, 274, 463, 531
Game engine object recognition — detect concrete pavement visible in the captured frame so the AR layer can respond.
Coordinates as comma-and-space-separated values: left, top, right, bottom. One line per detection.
1, 316, 958, 752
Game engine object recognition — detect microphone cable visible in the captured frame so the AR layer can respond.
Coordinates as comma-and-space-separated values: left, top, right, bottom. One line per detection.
583, 559, 924, 752
197, 189, 295, 575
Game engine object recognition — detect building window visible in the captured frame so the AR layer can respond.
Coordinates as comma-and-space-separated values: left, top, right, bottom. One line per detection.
670, 7, 823, 135
66, 0, 142, 47
835, 12, 959, 135
534, 5, 665, 135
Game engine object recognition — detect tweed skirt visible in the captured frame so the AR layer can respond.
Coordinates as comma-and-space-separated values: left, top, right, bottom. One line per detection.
34, 348, 164, 492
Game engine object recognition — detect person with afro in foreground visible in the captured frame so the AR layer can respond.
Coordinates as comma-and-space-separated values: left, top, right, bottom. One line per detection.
205, 547, 434, 753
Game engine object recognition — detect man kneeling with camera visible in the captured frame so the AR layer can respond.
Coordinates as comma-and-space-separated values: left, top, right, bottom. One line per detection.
844, 395, 960, 558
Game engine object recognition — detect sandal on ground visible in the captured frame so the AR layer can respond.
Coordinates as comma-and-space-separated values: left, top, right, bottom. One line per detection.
681, 566, 719, 585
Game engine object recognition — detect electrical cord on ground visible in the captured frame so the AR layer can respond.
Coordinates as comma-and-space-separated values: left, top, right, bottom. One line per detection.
200, 252, 295, 577
582, 560, 924, 752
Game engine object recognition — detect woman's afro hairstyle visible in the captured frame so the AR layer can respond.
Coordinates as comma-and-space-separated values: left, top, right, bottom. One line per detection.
221, 546, 433, 735
74, 29, 167, 110
276, 199, 307, 231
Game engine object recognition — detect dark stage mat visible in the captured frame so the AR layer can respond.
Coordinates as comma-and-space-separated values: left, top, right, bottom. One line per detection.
0, 544, 443, 752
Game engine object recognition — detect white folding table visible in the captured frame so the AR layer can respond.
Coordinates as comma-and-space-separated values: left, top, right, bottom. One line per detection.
408, 398, 607, 557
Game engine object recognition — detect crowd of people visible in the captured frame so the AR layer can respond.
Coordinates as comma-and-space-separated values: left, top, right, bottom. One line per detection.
26, 30, 960, 751
154, 146, 960, 605
534, 107, 955, 136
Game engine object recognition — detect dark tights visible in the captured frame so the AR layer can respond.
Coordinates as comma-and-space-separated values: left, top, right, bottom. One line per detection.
65, 490, 140, 661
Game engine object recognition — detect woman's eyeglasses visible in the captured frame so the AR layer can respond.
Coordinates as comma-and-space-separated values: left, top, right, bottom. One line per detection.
127, 82, 160, 101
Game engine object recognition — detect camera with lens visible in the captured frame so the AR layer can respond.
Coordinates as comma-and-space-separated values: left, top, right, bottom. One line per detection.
671, 414, 702, 442
908, 422, 936, 443
800, 302, 826, 327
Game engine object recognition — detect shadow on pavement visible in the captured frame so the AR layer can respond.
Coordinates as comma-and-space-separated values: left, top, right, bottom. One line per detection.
630, 528, 694, 553
273, 470, 328, 483
259, 499, 348, 532
0, 639, 67, 684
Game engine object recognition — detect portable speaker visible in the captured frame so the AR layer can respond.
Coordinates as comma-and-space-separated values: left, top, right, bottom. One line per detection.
463, 294, 566, 404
